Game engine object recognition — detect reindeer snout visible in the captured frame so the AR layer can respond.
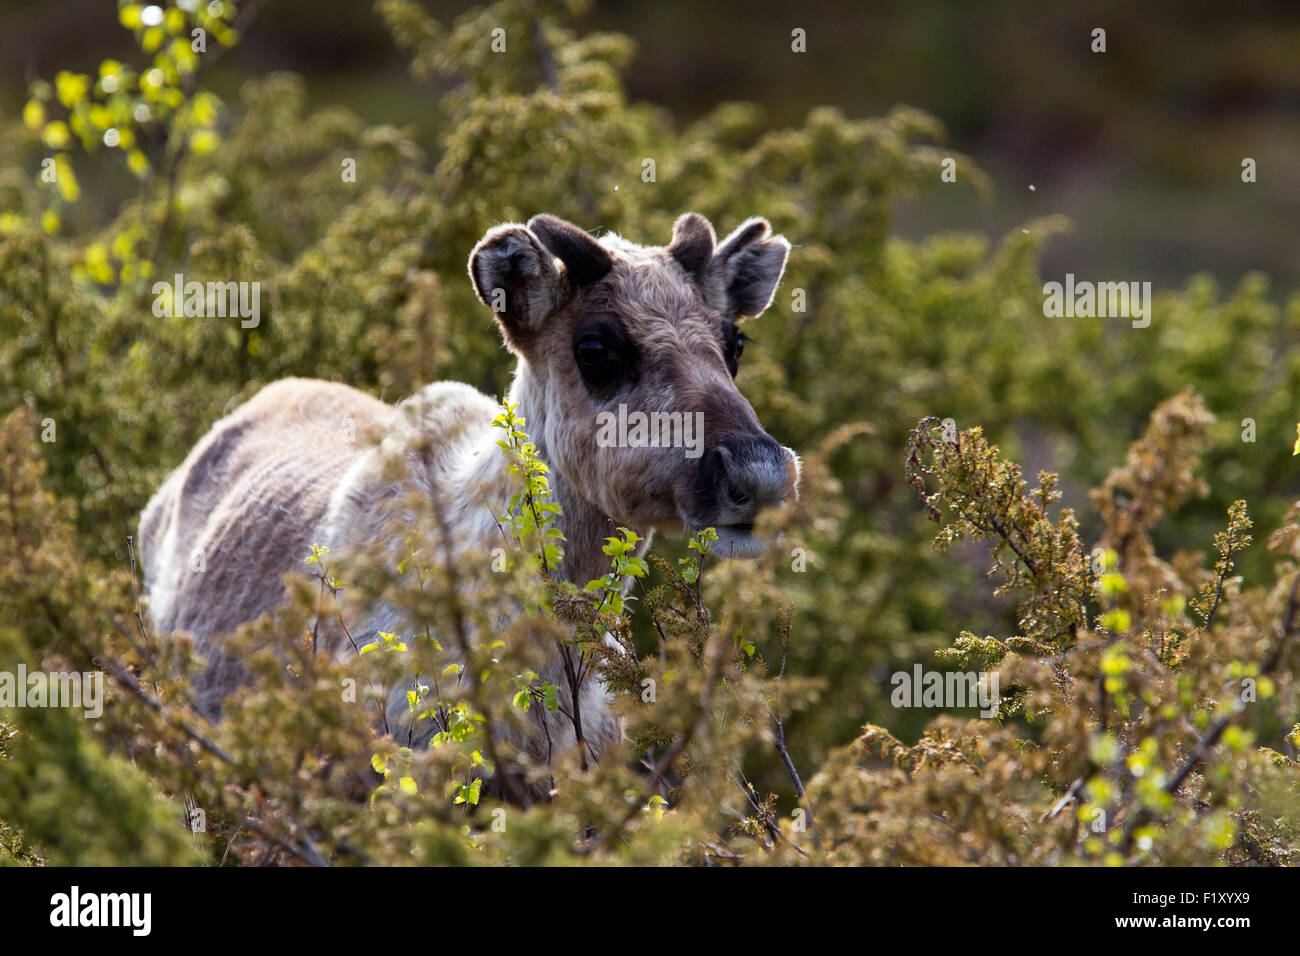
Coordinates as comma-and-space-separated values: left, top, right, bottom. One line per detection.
700, 432, 796, 526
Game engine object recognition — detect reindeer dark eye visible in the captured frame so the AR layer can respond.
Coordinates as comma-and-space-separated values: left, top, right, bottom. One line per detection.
722, 323, 748, 378
576, 338, 608, 367
572, 314, 639, 394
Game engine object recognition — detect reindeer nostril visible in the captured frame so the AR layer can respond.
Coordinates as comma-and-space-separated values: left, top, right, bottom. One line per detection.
695, 432, 792, 529
707, 433, 787, 515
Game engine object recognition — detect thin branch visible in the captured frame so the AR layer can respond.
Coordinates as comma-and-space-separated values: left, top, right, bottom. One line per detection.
1117, 571, 1300, 853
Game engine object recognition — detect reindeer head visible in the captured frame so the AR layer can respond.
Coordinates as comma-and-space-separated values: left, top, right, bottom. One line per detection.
468, 212, 799, 558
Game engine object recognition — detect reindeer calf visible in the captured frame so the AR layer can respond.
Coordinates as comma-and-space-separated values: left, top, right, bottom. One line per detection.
138, 212, 799, 770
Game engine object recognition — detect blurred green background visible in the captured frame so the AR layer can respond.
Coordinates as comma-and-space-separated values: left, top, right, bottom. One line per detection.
3, 0, 1298, 287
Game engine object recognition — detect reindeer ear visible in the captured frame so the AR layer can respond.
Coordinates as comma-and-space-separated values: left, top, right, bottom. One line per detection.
707, 217, 790, 320
668, 212, 716, 281
468, 223, 563, 344
527, 214, 613, 287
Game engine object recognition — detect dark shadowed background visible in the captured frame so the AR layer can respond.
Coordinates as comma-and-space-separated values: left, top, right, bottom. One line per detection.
3, 0, 1297, 289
